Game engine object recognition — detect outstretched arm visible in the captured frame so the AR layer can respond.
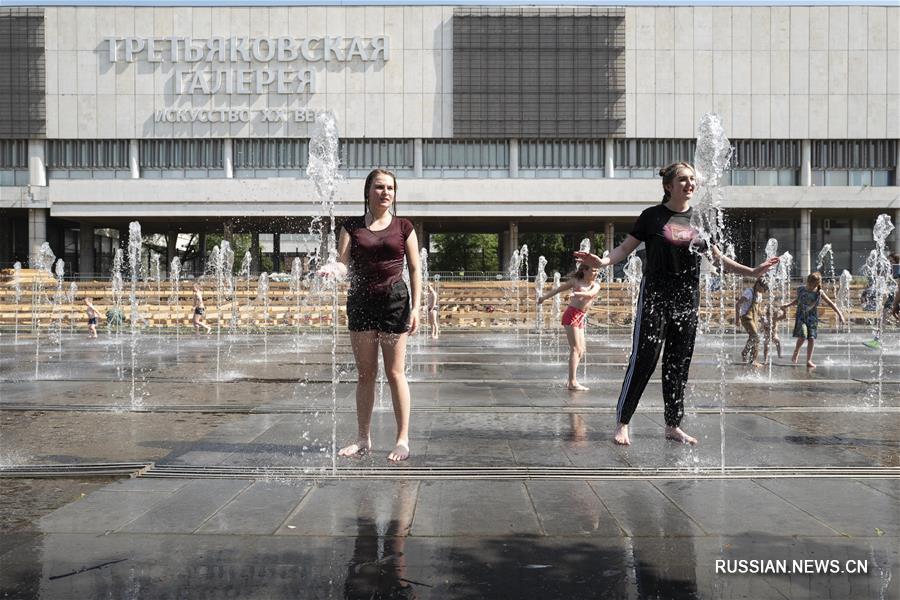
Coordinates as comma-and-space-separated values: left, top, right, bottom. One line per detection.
711, 246, 779, 277
538, 280, 574, 303
570, 282, 602, 300
318, 228, 350, 278
820, 291, 845, 323
574, 235, 642, 269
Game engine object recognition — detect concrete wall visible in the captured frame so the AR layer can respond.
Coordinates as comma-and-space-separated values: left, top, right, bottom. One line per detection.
45, 5, 899, 140
624, 5, 900, 139
44, 6, 453, 138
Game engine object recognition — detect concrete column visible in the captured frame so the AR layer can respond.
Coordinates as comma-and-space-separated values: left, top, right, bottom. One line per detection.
272, 232, 281, 272
605, 138, 614, 178
28, 208, 48, 262
605, 222, 615, 254
500, 231, 510, 270
223, 139, 234, 179
799, 208, 812, 275
250, 232, 260, 273
413, 138, 423, 178
800, 139, 812, 187
129, 140, 140, 179
78, 223, 95, 276
509, 139, 519, 178
223, 220, 233, 244
198, 232, 207, 275
505, 221, 519, 268
414, 221, 425, 251
28, 140, 46, 186
166, 231, 177, 267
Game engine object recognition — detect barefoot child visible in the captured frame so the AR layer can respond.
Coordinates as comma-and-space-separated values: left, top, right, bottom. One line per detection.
761, 305, 785, 362
192, 283, 212, 334
426, 282, 440, 339
736, 278, 767, 367
84, 297, 100, 339
783, 272, 845, 369
537, 263, 602, 391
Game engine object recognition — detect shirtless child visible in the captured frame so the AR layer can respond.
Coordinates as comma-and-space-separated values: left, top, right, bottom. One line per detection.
84, 297, 100, 339
192, 283, 212, 334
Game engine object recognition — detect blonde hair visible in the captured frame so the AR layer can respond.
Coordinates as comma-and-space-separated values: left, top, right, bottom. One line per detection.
807, 271, 822, 291
566, 263, 597, 281
659, 162, 694, 203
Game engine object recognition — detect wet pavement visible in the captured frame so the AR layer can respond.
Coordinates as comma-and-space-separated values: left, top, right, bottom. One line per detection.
1, 330, 898, 598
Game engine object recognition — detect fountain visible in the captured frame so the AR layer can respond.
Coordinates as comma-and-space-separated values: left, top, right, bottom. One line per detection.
169, 256, 182, 355
238, 250, 252, 337
861, 214, 895, 406
127, 221, 143, 408
419, 247, 429, 342
66, 281, 78, 335
31, 242, 56, 378
506, 249, 521, 335
534, 255, 548, 357
12, 261, 21, 343
551, 271, 561, 363
257, 272, 270, 361
623, 253, 642, 325
837, 269, 853, 365
150, 251, 162, 343
306, 110, 342, 472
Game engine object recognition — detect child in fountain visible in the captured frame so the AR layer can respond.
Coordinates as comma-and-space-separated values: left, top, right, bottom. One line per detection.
84, 297, 100, 339
761, 305, 785, 362
426, 282, 440, 339
735, 278, 768, 367
320, 169, 421, 462
192, 283, 212, 334
783, 271, 845, 370
537, 263, 601, 391
576, 162, 779, 446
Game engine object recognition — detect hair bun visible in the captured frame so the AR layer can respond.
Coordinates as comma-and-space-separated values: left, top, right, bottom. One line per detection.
658, 167, 667, 177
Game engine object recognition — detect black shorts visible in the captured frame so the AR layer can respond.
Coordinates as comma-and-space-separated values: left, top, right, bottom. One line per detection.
194, 307, 204, 316
347, 281, 411, 334
87, 317, 97, 326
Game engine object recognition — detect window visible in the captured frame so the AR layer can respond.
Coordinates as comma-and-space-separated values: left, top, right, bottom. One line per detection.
139, 140, 223, 168
423, 140, 508, 169
519, 140, 605, 169
47, 140, 129, 169
0, 139, 27, 167
234, 139, 308, 169
729, 140, 800, 186
340, 139, 414, 169
812, 140, 897, 186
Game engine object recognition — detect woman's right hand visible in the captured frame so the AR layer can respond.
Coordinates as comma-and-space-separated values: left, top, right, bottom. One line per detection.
573, 252, 605, 268
317, 262, 347, 280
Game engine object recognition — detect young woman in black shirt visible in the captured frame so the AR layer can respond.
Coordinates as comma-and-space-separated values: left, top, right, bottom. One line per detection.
576, 162, 779, 446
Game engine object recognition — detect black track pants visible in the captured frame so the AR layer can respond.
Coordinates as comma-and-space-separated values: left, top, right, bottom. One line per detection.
616, 279, 699, 427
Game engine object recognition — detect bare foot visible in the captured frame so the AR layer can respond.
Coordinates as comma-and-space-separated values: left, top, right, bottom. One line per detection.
567, 382, 590, 391
338, 438, 371, 457
614, 423, 630, 445
750, 361, 763, 369
388, 440, 409, 462
665, 426, 698, 445
791, 352, 799, 364
806, 361, 816, 370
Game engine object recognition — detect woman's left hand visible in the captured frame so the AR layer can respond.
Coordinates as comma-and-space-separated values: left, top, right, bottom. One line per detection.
751, 257, 780, 277
407, 310, 420, 335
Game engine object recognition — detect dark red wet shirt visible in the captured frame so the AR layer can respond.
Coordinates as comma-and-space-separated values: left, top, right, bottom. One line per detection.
342, 216, 414, 296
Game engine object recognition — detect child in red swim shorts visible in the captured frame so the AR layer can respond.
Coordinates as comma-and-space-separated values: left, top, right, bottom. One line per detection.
537, 263, 602, 390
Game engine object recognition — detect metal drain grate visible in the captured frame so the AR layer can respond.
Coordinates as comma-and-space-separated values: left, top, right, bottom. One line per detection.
0, 462, 152, 478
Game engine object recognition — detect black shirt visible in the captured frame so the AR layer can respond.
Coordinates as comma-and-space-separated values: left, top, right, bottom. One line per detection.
629, 204, 707, 285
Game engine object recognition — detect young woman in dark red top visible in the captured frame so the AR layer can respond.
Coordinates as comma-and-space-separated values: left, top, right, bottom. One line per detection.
326, 169, 421, 462
576, 162, 779, 447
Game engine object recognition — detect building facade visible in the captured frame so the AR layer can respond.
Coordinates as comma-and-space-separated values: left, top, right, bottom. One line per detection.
1, 2, 898, 275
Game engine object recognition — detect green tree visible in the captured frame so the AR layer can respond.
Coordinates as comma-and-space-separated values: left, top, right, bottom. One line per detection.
430, 233, 499, 272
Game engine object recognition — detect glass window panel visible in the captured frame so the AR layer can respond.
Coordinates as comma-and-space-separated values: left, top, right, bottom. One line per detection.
824, 170, 848, 185
732, 170, 754, 185
848, 170, 872, 186
872, 170, 890, 186
754, 170, 778, 185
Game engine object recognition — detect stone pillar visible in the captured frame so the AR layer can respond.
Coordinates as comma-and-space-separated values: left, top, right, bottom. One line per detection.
129, 140, 140, 179
605, 138, 614, 178
605, 222, 615, 254
800, 139, 812, 187
414, 221, 425, 251
223, 220, 233, 244
250, 232, 260, 273
166, 230, 177, 267
28, 208, 48, 262
413, 138, 423, 178
223, 138, 234, 179
799, 208, 812, 276
198, 232, 207, 275
273, 232, 281, 272
28, 140, 46, 186
505, 221, 519, 268
509, 139, 519, 178
500, 231, 510, 270
79, 223, 95, 276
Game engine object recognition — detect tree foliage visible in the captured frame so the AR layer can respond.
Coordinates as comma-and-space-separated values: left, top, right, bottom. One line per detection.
430, 233, 499, 272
